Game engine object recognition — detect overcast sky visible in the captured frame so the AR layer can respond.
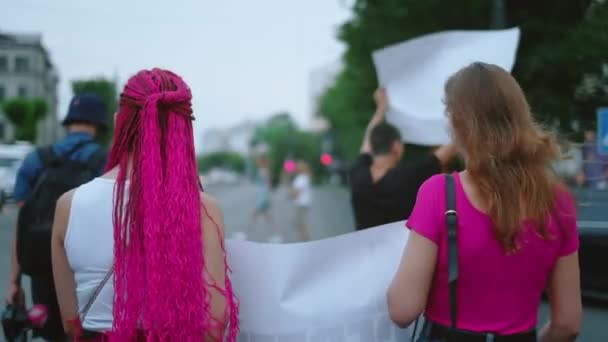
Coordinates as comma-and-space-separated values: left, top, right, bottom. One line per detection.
1, 0, 351, 143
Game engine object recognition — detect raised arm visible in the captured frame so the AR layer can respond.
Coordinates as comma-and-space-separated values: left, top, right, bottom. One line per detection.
432, 143, 458, 168
360, 88, 388, 154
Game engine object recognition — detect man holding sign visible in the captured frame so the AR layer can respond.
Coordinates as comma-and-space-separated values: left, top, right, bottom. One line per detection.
350, 88, 457, 230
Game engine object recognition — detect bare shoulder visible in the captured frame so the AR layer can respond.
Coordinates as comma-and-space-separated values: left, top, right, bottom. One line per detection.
53, 189, 76, 239
56, 189, 76, 213
200, 192, 225, 234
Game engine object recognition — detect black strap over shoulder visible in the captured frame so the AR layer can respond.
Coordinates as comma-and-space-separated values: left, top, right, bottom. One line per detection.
37, 146, 58, 167
85, 147, 107, 173
445, 174, 459, 332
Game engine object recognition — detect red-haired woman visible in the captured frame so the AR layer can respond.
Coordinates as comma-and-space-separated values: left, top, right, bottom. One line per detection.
51, 69, 238, 341
387, 63, 582, 341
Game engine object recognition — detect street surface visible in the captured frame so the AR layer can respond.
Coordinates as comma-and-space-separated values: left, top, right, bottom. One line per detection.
0, 182, 606, 341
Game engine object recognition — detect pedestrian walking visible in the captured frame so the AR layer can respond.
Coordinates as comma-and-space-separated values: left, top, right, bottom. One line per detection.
290, 161, 312, 241
5, 93, 108, 341
350, 88, 458, 230
234, 155, 281, 242
387, 62, 581, 341
576, 130, 608, 190
50, 69, 238, 341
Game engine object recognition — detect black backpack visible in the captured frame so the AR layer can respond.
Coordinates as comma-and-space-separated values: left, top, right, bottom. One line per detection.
16, 141, 106, 277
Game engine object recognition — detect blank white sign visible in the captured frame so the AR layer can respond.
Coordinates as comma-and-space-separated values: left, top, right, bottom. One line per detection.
372, 28, 520, 146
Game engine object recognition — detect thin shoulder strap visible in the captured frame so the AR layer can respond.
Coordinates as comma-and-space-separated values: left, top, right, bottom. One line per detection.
28, 147, 57, 195
445, 174, 459, 331
38, 146, 57, 166
80, 265, 114, 321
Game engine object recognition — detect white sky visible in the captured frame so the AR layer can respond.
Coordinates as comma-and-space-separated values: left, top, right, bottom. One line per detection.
1, 0, 351, 142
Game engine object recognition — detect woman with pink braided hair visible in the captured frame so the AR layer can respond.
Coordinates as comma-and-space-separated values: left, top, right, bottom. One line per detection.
51, 68, 239, 341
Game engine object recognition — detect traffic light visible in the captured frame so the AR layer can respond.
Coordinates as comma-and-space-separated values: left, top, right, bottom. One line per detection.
320, 153, 333, 166
284, 159, 296, 173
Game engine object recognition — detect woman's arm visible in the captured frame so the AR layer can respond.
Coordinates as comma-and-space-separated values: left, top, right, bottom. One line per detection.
200, 193, 229, 335
539, 252, 582, 342
51, 190, 80, 336
387, 231, 437, 327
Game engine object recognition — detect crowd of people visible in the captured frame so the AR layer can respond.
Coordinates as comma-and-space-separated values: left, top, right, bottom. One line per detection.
3, 63, 584, 341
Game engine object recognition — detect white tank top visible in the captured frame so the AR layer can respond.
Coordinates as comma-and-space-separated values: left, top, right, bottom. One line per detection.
64, 177, 116, 331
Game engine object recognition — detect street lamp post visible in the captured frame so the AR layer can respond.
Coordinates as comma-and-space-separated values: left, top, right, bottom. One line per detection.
492, 0, 506, 29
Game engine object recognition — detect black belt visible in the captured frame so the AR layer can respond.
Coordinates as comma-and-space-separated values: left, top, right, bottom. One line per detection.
429, 323, 537, 342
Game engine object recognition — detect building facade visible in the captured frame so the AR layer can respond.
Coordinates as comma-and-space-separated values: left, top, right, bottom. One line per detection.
200, 120, 258, 156
308, 60, 342, 124
0, 31, 59, 145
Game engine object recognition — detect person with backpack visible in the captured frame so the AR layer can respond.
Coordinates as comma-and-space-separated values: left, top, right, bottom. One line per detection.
5, 93, 108, 341
387, 63, 582, 341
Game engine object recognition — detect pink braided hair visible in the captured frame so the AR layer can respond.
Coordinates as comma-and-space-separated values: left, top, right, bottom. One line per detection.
105, 69, 238, 341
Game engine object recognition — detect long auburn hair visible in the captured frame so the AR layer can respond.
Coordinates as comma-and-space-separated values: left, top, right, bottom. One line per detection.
445, 62, 561, 251
106, 69, 238, 340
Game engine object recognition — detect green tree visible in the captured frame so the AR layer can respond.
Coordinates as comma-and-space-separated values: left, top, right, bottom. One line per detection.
197, 152, 246, 174
252, 112, 322, 184
2, 97, 48, 142
72, 78, 117, 145
507, 0, 608, 134
320, 0, 607, 160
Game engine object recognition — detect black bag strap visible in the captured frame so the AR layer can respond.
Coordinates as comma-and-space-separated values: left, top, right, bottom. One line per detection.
26, 146, 57, 202
445, 174, 459, 332
37, 146, 58, 166
85, 147, 107, 173
80, 264, 114, 321
410, 174, 460, 341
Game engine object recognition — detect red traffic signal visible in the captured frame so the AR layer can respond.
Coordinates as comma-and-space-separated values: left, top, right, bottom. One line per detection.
284, 159, 296, 173
320, 153, 333, 166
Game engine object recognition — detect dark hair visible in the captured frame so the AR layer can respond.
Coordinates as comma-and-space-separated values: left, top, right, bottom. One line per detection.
370, 123, 401, 155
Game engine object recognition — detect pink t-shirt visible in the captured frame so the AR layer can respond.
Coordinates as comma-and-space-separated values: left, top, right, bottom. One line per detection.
406, 172, 579, 334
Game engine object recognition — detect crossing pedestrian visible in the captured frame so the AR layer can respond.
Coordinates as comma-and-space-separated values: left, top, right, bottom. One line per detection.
290, 160, 312, 241
234, 154, 282, 242
387, 62, 582, 341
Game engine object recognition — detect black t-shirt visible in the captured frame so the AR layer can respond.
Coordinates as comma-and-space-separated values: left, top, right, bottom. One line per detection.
350, 153, 441, 230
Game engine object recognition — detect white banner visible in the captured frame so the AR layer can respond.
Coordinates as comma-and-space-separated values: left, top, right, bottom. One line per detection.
372, 28, 521, 146
227, 221, 412, 342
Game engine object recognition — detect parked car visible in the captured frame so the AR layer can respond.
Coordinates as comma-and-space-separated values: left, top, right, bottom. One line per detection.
574, 188, 608, 301
0, 142, 34, 198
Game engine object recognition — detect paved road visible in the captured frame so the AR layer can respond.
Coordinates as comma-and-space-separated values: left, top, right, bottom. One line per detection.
205, 182, 355, 242
1, 183, 607, 341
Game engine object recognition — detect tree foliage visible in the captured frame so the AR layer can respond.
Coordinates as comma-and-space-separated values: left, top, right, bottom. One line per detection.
2, 97, 48, 142
252, 112, 322, 184
320, 0, 607, 160
72, 78, 117, 145
197, 151, 246, 174
507, 0, 608, 134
